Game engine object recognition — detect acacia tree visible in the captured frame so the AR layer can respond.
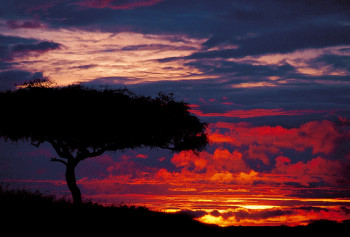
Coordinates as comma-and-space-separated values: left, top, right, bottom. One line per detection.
0, 82, 208, 204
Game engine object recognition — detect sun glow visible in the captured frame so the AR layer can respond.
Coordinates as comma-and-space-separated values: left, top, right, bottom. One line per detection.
240, 205, 278, 210
198, 214, 228, 227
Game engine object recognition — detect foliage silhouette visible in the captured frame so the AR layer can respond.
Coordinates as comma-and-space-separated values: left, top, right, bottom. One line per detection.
0, 81, 209, 204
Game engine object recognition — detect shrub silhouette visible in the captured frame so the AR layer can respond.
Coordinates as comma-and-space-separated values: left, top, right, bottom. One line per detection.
2, 186, 349, 235
0, 81, 209, 204
0, 186, 210, 235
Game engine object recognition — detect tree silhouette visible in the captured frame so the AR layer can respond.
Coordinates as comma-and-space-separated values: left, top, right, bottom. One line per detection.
0, 82, 208, 204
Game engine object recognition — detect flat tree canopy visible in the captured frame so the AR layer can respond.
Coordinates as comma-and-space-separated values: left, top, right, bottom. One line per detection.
0, 83, 208, 204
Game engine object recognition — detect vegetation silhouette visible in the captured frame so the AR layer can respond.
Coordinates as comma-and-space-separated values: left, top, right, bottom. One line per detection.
1, 186, 349, 235
0, 79, 209, 205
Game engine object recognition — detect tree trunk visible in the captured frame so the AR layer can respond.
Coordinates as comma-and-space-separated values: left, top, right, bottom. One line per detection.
65, 163, 82, 205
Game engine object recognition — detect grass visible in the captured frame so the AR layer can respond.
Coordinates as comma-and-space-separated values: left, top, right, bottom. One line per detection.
1, 186, 349, 236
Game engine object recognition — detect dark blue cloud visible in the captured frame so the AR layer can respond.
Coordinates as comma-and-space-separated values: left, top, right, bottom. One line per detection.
0, 35, 51, 90
2, 0, 350, 67
188, 24, 350, 59
11, 41, 61, 54
0, 34, 61, 61
228, 208, 294, 221
83, 77, 350, 127
0, 34, 37, 60
0, 34, 36, 45
0, 46, 10, 61
2, 0, 350, 125
0, 61, 13, 70
314, 54, 350, 72
0, 70, 44, 91
184, 60, 296, 79
3, 0, 349, 37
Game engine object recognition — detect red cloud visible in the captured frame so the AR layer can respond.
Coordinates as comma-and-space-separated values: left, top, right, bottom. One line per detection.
272, 156, 344, 186
171, 148, 249, 174
209, 120, 341, 156
189, 107, 328, 118
72, 118, 349, 203
247, 144, 280, 165
153, 148, 257, 185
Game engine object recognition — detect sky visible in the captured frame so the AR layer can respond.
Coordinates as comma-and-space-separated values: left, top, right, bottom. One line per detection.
1, 0, 350, 226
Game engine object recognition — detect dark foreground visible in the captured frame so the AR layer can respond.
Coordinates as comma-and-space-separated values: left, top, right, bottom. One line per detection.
1, 187, 349, 236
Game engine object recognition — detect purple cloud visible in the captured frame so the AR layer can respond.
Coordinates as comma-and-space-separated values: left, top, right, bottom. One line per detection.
6, 20, 45, 29
74, 0, 163, 10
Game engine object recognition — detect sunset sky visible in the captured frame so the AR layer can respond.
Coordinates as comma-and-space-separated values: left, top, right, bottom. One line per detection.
1, 0, 350, 226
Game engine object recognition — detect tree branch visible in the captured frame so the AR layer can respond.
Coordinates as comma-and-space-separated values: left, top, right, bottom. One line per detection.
159, 145, 176, 151
47, 138, 73, 159
50, 157, 67, 166
31, 140, 42, 147
76, 146, 107, 162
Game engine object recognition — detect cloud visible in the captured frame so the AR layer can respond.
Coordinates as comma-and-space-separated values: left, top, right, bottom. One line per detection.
0, 0, 345, 41
1, 0, 350, 225
74, 0, 163, 10
272, 156, 350, 186
183, 60, 296, 79
201, 205, 350, 226
179, 209, 207, 218
0, 33, 61, 63
209, 120, 342, 155
11, 41, 61, 55
313, 54, 350, 73
247, 144, 279, 165
0, 34, 36, 45
121, 44, 196, 52
153, 147, 262, 186
0, 70, 44, 91
2, 3, 349, 90
230, 208, 294, 222
0, 34, 36, 60
0, 29, 206, 85
6, 20, 45, 29
70, 64, 98, 70
124, 77, 350, 109
196, 25, 350, 59
158, 46, 350, 90
189, 107, 328, 119
0, 34, 62, 90
198, 207, 296, 226
171, 148, 249, 175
